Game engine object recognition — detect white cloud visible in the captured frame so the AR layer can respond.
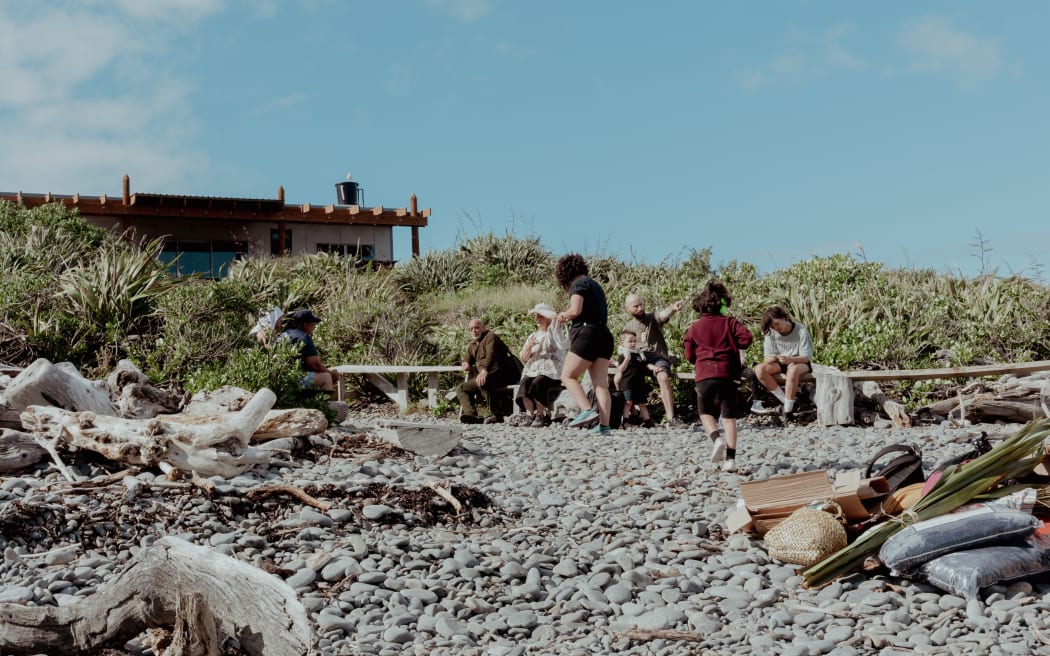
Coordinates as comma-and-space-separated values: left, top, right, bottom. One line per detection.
897, 16, 1001, 79
734, 23, 864, 91
824, 22, 865, 70
87, 0, 224, 22
0, 1, 212, 194
0, 9, 137, 108
424, 0, 492, 22
258, 92, 309, 112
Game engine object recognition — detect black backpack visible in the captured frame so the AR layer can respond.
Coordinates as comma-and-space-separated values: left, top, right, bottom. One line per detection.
587, 385, 625, 429
866, 444, 926, 493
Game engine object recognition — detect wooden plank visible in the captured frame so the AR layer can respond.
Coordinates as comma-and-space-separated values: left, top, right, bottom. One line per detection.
674, 360, 1050, 383
841, 360, 1050, 382
334, 365, 462, 375
372, 419, 463, 456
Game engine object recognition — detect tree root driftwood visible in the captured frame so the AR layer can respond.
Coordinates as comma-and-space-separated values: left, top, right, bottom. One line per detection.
0, 536, 311, 656
20, 388, 278, 479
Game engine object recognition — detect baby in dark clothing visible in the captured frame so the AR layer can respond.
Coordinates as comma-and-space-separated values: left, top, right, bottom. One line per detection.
615, 330, 656, 428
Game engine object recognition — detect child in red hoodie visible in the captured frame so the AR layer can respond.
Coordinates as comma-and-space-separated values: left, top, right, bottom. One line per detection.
682, 281, 754, 473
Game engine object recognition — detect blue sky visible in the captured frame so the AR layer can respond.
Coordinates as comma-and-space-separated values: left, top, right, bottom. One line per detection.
1, 1, 1047, 279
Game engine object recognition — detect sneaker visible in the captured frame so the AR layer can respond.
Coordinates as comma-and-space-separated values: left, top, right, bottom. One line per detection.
751, 401, 777, 416
506, 414, 526, 427
588, 424, 612, 436
710, 436, 726, 463
667, 417, 688, 428
460, 414, 482, 424
641, 419, 656, 429
568, 408, 598, 427
721, 458, 737, 473
530, 414, 547, 428
483, 415, 504, 424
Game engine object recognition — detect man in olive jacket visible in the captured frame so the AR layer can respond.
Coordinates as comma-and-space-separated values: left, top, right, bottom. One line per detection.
456, 318, 522, 424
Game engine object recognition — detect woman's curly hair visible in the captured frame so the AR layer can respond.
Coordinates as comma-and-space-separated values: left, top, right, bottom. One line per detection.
555, 253, 589, 290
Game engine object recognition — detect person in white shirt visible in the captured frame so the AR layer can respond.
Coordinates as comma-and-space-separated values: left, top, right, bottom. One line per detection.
751, 305, 813, 417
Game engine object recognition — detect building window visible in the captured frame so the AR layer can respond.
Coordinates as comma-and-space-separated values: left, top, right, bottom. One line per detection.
316, 243, 375, 260
271, 229, 292, 256
161, 239, 246, 278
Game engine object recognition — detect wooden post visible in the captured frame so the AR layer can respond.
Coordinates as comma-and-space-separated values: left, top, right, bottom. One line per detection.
814, 366, 854, 426
410, 194, 420, 257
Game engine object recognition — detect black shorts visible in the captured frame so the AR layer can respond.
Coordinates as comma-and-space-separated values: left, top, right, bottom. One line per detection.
773, 361, 812, 374
569, 324, 613, 363
695, 378, 742, 420
641, 353, 672, 374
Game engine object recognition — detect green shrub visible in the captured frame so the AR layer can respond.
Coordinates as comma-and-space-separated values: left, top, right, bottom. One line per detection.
460, 231, 553, 286
183, 340, 334, 422
389, 248, 472, 297
129, 278, 256, 384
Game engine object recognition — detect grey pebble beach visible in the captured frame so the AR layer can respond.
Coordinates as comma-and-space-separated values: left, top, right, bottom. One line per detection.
2, 415, 1048, 655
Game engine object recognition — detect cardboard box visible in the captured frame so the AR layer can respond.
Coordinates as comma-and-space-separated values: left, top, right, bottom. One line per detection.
737, 469, 886, 535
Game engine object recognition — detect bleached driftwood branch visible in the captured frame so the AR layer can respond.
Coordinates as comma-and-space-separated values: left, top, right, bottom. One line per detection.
20, 389, 278, 478
0, 536, 312, 655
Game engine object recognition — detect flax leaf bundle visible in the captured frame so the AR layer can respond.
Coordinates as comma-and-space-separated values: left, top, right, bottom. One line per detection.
803, 418, 1050, 589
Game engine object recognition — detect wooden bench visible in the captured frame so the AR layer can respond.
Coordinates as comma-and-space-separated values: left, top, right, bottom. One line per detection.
674, 360, 1050, 426
336, 360, 1050, 421
332, 365, 463, 412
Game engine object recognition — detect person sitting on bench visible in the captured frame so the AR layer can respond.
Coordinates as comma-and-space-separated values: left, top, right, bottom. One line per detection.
279, 308, 341, 391
456, 318, 521, 424
751, 305, 813, 417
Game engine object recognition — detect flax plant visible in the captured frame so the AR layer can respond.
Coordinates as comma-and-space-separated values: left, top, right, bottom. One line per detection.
803, 418, 1050, 588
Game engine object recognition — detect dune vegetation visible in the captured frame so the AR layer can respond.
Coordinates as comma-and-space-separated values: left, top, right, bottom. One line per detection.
3, 200, 1049, 416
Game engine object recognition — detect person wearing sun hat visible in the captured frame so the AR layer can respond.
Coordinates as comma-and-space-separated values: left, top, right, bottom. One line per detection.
279, 307, 341, 391
512, 302, 568, 427
249, 306, 284, 346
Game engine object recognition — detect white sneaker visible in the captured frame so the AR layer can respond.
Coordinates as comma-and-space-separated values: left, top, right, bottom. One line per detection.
751, 400, 774, 415
710, 437, 726, 463
722, 458, 737, 473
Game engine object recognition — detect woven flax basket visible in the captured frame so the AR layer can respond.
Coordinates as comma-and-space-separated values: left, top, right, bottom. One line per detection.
764, 502, 847, 567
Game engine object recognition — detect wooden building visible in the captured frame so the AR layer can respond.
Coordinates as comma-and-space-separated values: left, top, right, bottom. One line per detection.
0, 175, 430, 277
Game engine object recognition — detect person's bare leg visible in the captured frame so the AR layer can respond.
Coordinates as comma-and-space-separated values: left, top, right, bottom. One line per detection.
588, 359, 612, 426
561, 352, 592, 411
700, 413, 719, 435
656, 370, 675, 419
754, 362, 781, 394
784, 363, 805, 401
314, 372, 334, 390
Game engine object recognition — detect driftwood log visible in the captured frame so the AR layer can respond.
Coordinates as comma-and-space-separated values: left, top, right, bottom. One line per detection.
372, 419, 464, 456
927, 394, 1046, 423
0, 536, 312, 655
20, 389, 278, 478
254, 408, 329, 441
918, 372, 1050, 423
0, 428, 47, 473
181, 386, 329, 441
857, 381, 912, 428
2, 358, 117, 415
108, 359, 186, 419
0, 402, 19, 429
814, 366, 853, 426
